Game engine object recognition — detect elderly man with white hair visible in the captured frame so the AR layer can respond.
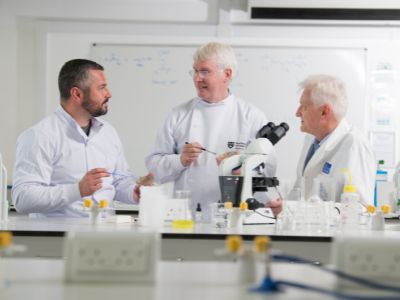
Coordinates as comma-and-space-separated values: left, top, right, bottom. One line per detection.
145, 42, 278, 221
290, 74, 375, 206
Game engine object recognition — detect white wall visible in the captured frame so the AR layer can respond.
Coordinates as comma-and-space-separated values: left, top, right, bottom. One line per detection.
2, 0, 400, 183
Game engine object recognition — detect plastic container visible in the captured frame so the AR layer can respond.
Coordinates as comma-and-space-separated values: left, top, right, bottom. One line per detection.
139, 186, 167, 227
340, 170, 360, 230
305, 177, 328, 231
374, 160, 388, 207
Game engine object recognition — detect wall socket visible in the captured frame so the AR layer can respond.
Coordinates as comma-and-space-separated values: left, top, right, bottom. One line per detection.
331, 235, 400, 288
64, 231, 160, 283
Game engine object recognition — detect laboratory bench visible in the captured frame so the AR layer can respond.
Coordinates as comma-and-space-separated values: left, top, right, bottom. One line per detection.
1, 257, 396, 300
1, 215, 400, 263
0, 214, 332, 261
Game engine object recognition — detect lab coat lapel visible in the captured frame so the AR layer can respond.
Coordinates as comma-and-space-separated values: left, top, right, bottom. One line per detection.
303, 120, 350, 176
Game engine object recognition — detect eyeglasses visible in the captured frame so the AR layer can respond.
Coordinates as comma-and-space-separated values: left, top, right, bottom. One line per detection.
189, 69, 211, 78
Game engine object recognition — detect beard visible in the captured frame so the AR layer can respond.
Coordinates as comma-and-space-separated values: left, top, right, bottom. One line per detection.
82, 94, 109, 117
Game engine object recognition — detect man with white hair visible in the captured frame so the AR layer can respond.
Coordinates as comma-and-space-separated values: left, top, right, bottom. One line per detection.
145, 42, 279, 221
290, 74, 375, 205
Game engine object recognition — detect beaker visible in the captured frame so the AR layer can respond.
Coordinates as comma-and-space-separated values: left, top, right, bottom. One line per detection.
171, 190, 193, 229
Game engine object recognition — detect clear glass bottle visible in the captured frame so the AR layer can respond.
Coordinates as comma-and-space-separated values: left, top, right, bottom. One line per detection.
195, 202, 202, 223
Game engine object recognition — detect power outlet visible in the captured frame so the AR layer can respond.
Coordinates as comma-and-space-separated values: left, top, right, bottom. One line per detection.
331, 235, 400, 288
64, 231, 159, 283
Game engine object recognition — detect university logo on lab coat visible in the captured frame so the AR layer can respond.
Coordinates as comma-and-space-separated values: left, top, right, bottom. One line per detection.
227, 141, 247, 150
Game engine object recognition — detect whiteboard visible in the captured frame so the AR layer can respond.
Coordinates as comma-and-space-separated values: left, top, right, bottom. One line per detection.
90, 43, 367, 181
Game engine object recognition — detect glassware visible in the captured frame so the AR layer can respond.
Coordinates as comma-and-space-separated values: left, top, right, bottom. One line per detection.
210, 202, 228, 228
172, 190, 193, 229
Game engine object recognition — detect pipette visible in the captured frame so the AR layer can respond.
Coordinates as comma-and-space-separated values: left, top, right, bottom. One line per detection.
108, 172, 135, 178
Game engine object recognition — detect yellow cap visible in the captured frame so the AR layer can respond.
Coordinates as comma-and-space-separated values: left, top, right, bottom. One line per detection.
367, 205, 376, 214
254, 236, 271, 253
98, 199, 108, 209
0, 232, 12, 248
224, 201, 233, 209
226, 235, 242, 253
83, 198, 93, 208
381, 204, 391, 214
342, 168, 357, 193
239, 202, 248, 211
343, 185, 357, 193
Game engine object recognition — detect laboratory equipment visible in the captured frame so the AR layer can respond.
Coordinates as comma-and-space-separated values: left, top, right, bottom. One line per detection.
370, 211, 385, 231
83, 198, 109, 225
139, 185, 166, 228
340, 169, 360, 230
171, 190, 193, 229
219, 235, 270, 284
0, 154, 8, 223
195, 202, 203, 223
227, 206, 241, 228
210, 202, 228, 228
0, 232, 26, 256
374, 160, 389, 207
305, 177, 326, 230
218, 122, 289, 207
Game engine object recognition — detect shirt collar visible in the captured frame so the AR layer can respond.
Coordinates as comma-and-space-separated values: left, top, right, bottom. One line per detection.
55, 105, 104, 136
198, 92, 233, 107
315, 128, 334, 148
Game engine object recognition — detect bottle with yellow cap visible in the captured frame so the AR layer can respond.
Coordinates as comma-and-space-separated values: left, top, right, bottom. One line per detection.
340, 169, 360, 230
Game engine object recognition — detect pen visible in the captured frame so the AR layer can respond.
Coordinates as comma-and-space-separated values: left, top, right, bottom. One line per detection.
185, 142, 217, 155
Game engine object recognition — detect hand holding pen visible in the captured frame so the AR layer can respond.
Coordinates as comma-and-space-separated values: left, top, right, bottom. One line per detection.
181, 142, 217, 167
180, 142, 203, 167
185, 142, 217, 155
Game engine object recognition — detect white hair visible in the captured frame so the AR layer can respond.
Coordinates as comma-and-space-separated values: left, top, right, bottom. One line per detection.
193, 42, 238, 77
299, 74, 348, 120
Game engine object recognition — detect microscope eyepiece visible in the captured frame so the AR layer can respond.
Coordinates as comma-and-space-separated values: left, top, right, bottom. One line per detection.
256, 122, 289, 145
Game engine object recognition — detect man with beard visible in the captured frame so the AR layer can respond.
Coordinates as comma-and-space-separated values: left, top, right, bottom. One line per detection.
12, 59, 145, 217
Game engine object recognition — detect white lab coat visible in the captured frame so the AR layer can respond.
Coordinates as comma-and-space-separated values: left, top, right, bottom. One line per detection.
291, 119, 376, 205
12, 106, 136, 217
145, 94, 277, 221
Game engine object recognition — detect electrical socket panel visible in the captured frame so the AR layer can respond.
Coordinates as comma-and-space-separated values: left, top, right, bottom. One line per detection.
331, 235, 400, 288
64, 231, 160, 283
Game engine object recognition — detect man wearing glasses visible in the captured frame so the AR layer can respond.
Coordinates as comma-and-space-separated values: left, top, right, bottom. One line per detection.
146, 42, 279, 222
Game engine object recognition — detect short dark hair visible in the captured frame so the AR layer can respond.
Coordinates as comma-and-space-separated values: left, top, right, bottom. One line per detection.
58, 59, 104, 100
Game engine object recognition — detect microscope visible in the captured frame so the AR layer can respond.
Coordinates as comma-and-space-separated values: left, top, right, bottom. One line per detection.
218, 122, 289, 223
